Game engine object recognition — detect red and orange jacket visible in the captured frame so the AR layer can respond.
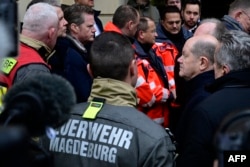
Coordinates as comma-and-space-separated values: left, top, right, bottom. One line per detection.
134, 40, 175, 127
153, 42, 179, 98
104, 21, 122, 34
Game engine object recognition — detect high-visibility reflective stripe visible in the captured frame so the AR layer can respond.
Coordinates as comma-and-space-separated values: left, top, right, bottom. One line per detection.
162, 88, 169, 102
164, 65, 174, 72
0, 86, 7, 113
154, 43, 174, 50
149, 81, 156, 90
153, 117, 164, 124
155, 42, 162, 45
142, 95, 156, 107
135, 76, 145, 88
142, 59, 149, 65
168, 78, 175, 86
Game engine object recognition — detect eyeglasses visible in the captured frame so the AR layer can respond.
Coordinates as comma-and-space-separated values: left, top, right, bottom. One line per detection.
242, 10, 250, 20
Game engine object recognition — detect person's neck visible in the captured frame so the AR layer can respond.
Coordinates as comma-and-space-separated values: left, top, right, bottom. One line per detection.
138, 40, 153, 52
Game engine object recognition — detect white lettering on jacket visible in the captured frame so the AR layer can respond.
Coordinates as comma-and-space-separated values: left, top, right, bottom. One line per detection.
49, 119, 134, 163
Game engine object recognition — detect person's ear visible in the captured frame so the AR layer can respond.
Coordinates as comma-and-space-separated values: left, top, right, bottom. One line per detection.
48, 27, 56, 40
222, 64, 230, 75
235, 11, 243, 21
199, 56, 209, 71
87, 64, 93, 78
138, 30, 144, 39
129, 59, 137, 77
127, 20, 134, 31
70, 23, 79, 34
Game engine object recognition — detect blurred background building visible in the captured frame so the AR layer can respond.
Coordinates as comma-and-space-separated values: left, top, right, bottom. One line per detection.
17, 0, 233, 33
18, 0, 128, 26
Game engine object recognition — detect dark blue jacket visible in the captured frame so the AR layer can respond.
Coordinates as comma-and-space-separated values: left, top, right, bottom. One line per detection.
94, 9, 103, 33
177, 68, 250, 167
175, 70, 214, 156
49, 36, 92, 103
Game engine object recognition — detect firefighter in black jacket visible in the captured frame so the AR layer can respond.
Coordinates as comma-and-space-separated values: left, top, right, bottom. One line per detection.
42, 32, 176, 167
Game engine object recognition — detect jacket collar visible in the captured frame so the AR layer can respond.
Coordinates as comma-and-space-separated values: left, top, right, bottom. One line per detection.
66, 35, 87, 54
207, 68, 250, 92
187, 70, 214, 94
133, 40, 152, 58
221, 15, 244, 32
104, 22, 135, 44
88, 78, 137, 107
20, 35, 54, 62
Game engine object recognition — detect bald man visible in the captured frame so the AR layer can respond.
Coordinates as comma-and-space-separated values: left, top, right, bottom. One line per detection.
174, 35, 219, 167
194, 18, 227, 40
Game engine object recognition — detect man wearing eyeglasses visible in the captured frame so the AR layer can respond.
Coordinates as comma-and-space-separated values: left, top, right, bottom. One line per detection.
221, 0, 250, 34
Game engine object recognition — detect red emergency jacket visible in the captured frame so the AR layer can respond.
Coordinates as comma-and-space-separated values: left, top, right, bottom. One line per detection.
104, 21, 122, 34
153, 42, 179, 98
134, 41, 176, 127
0, 43, 49, 88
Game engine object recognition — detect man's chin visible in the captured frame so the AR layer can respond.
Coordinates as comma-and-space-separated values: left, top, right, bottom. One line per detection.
171, 31, 179, 35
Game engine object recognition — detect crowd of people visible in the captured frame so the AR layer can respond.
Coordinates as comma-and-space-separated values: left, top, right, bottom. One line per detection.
1, 0, 250, 166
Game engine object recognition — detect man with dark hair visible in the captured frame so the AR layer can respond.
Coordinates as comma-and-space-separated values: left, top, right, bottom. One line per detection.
181, 0, 201, 33
134, 16, 174, 127
104, 5, 140, 41
165, 0, 182, 10
156, 5, 193, 131
42, 31, 176, 167
74, 0, 103, 37
48, 4, 96, 103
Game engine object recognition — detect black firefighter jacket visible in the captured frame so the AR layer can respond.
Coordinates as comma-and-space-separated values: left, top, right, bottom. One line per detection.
42, 78, 176, 167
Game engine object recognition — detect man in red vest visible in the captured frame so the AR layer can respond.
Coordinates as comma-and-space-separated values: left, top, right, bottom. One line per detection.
0, 3, 59, 89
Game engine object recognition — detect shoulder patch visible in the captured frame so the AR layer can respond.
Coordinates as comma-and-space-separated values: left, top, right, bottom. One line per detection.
82, 101, 104, 119
1, 58, 17, 74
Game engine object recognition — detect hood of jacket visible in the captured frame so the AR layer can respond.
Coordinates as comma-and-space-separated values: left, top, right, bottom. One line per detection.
88, 78, 137, 107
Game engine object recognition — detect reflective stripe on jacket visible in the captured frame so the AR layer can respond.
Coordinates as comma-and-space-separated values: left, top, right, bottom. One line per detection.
153, 42, 178, 98
134, 41, 175, 127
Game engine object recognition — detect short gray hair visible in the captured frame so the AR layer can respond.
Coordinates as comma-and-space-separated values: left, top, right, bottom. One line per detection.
229, 0, 250, 14
190, 38, 217, 64
22, 2, 58, 33
26, 0, 61, 9
215, 30, 250, 71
